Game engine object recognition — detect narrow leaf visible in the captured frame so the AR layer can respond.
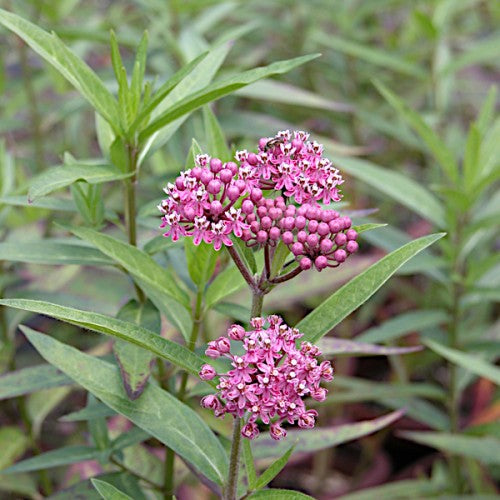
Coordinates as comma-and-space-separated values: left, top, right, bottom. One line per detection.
0, 427, 29, 470
70, 226, 189, 308
248, 490, 314, 499
253, 410, 404, 459
254, 446, 294, 490
374, 81, 458, 182
92, 479, 134, 500
318, 337, 422, 357
0, 240, 113, 266
140, 54, 320, 141
203, 106, 231, 160
400, 431, 500, 465
424, 339, 500, 385
205, 264, 246, 308
297, 234, 445, 343
242, 439, 257, 490
333, 155, 446, 228
0, 302, 206, 379
28, 163, 131, 202
0, 363, 71, 400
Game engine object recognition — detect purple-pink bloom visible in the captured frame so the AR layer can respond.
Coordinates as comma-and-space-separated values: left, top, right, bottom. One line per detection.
200, 317, 333, 440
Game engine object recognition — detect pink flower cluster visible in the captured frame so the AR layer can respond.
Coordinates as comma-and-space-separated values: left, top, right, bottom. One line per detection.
159, 130, 357, 267
248, 130, 344, 205
199, 316, 333, 440
158, 154, 257, 250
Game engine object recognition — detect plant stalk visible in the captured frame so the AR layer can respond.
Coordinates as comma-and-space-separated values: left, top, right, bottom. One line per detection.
124, 146, 145, 303
225, 290, 264, 499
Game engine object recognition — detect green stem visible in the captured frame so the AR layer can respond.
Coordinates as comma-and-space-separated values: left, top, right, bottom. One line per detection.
225, 290, 264, 499
124, 146, 145, 303
110, 456, 163, 490
225, 417, 242, 500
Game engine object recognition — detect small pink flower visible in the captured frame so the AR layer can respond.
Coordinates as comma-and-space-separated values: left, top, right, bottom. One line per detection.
270, 422, 287, 440
241, 422, 260, 439
228, 324, 246, 341
199, 364, 217, 381
298, 409, 318, 429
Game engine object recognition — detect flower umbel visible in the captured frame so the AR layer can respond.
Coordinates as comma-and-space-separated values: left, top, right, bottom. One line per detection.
199, 316, 333, 440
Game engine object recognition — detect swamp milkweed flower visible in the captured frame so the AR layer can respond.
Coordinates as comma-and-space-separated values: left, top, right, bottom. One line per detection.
199, 316, 333, 440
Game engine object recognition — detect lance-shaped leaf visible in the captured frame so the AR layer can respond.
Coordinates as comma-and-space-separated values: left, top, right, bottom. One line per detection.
28, 163, 131, 202
0, 9, 119, 128
248, 490, 314, 499
114, 300, 161, 400
331, 155, 446, 228
92, 479, 134, 500
22, 328, 229, 484
374, 81, 458, 183
0, 240, 113, 266
253, 409, 404, 459
0, 363, 72, 400
139, 53, 320, 141
253, 446, 295, 490
297, 233, 445, 343
69, 226, 190, 308
399, 431, 500, 465
0, 300, 206, 379
424, 339, 500, 385
0, 427, 30, 470
318, 337, 423, 357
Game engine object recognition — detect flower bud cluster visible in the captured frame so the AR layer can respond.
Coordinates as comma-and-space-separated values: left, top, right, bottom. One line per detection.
246, 129, 344, 205
159, 154, 258, 250
199, 316, 333, 440
280, 203, 358, 271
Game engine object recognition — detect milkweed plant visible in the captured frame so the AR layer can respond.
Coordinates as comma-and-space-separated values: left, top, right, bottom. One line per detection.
5, 5, 489, 500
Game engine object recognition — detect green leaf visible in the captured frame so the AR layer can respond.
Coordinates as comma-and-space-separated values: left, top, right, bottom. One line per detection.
400, 431, 500, 465
0, 9, 119, 128
338, 478, 445, 500
315, 32, 426, 78
374, 81, 458, 183
1, 301, 205, 379
353, 223, 388, 234
253, 410, 404, 459
248, 490, 314, 499
69, 226, 189, 308
3, 445, 103, 473
28, 163, 131, 202
254, 446, 294, 490
333, 155, 446, 228
0, 363, 72, 400
269, 240, 291, 279
185, 239, 218, 287
140, 53, 320, 141
0, 427, 29, 470
27, 386, 71, 436
242, 439, 257, 490
131, 51, 209, 134
91, 479, 134, 500
114, 300, 160, 400
318, 338, 422, 357
203, 106, 231, 160
0, 473, 39, 498
0, 240, 113, 266
236, 79, 352, 112
60, 401, 116, 422
22, 328, 229, 484
0, 195, 76, 212
356, 309, 448, 343
138, 43, 231, 163
297, 233, 445, 343
205, 263, 246, 309
424, 339, 500, 385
